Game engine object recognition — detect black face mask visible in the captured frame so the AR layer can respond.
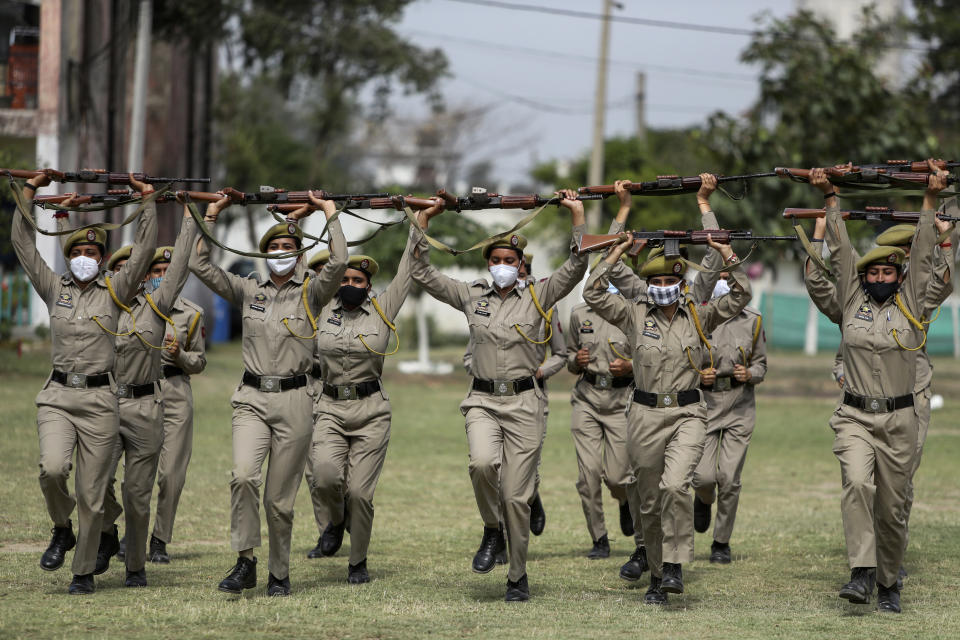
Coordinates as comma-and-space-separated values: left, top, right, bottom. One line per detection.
339, 285, 368, 307
863, 280, 900, 304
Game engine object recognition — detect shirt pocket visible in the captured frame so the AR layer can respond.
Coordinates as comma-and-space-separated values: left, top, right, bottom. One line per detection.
635, 341, 662, 367
467, 309, 493, 344
242, 307, 266, 337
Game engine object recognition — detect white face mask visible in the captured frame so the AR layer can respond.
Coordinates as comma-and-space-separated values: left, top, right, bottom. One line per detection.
266, 251, 298, 276
70, 255, 100, 282
647, 282, 682, 307
711, 278, 731, 299
489, 264, 519, 289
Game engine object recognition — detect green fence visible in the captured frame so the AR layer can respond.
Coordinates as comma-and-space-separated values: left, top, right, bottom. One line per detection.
756, 291, 955, 355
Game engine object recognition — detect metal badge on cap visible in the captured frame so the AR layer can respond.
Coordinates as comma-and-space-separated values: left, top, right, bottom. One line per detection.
86, 229, 96, 241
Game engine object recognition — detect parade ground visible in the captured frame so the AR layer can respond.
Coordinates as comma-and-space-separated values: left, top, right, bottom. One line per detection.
1, 342, 959, 639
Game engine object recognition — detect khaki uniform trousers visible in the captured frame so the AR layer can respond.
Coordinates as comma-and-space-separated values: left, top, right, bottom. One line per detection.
692, 422, 753, 544
303, 465, 329, 535
309, 392, 391, 566
462, 387, 545, 582
152, 374, 194, 544
229, 383, 313, 580
902, 387, 930, 555
569, 388, 634, 542
829, 402, 919, 589
36, 381, 120, 576
102, 390, 163, 571
628, 402, 706, 577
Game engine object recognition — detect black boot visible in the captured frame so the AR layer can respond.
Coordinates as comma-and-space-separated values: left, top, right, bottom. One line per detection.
505, 574, 529, 602
529, 494, 546, 536
68, 573, 95, 595
897, 565, 907, 590
619, 546, 648, 582
40, 523, 76, 571
320, 519, 346, 557
307, 535, 324, 559
218, 556, 257, 594
472, 525, 506, 574
619, 502, 634, 537
839, 567, 875, 604
587, 534, 610, 559
348, 559, 370, 584
710, 540, 731, 564
661, 562, 684, 594
643, 575, 667, 605
149, 536, 170, 564
94, 525, 120, 575
267, 573, 291, 596
877, 582, 902, 613
117, 535, 126, 560
693, 495, 711, 534
124, 568, 147, 587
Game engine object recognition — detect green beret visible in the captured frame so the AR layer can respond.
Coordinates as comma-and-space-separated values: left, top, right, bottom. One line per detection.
856, 246, 906, 273
875, 224, 915, 247
259, 222, 303, 253
346, 255, 379, 278
483, 233, 527, 259
639, 254, 687, 279
63, 226, 107, 260
107, 244, 133, 270
152, 246, 174, 266
308, 249, 331, 271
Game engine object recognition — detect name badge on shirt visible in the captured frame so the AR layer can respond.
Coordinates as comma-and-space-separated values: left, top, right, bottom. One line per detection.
474, 300, 491, 317
580, 319, 594, 334
250, 293, 266, 313
56, 292, 73, 309
854, 304, 873, 322
642, 319, 660, 340
327, 311, 342, 326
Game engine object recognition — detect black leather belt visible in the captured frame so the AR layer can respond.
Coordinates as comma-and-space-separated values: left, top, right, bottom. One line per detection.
322, 379, 381, 400
116, 381, 156, 399
701, 375, 743, 392
632, 388, 701, 408
162, 365, 184, 378
51, 370, 110, 389
242, 371, 308, 393
843, 391, 914, 413
310, 364, 323, 379
472, 376, 536, 396
536, 377, 545, 391
583, 371, 633, 389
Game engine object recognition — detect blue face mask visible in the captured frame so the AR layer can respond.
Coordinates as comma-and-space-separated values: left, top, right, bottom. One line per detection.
147, 276, 163, 292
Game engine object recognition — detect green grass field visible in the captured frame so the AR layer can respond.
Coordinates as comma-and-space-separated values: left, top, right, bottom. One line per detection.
1, 341, 959, 639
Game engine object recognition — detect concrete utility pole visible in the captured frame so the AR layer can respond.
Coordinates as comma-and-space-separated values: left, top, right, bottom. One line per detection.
635, 71, 646, 141
587, 0, 619, 231
122, 0, 152, 244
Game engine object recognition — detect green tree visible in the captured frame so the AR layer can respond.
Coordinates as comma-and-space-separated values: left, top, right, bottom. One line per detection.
911, 0, 960, 146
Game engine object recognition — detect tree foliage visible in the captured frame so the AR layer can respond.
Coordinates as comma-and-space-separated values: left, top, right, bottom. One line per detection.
912, 0, 960, 145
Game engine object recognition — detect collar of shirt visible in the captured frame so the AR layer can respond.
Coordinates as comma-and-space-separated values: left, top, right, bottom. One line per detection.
333, 296, 372, 315
256, 268, 306, 289
59, 271, 110, 290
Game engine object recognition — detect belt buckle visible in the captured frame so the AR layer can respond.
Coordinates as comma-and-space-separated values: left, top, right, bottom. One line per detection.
866, 396, 887, 413
116, 383, 130, 398
492, 379, 515, 396
595, 374, 611, 389
336, 385, 355, 400
67, 372, 87, 389
715, 377, 732, 392
260, 376, 282, 392
656, 393, 676, 408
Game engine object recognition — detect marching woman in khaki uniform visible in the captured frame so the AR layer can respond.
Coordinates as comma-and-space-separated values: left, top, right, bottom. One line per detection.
97, 205, 197, 586
691, 275, 767, 563
190, 193, 347, 596
584, 232, 750, 605
565, 300, 636, 559
11, 172, 157, 594
304, 249, 331, 559
150, 285, 207, 563
308, 225, 421, 584
805, 164, 948, 612
411, 192, 587, 601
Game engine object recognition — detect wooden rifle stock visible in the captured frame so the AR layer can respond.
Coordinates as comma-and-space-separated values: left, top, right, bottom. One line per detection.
783, 207, 960, 222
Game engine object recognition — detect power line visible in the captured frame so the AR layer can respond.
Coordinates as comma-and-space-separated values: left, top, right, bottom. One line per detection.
442, 0, 932, 52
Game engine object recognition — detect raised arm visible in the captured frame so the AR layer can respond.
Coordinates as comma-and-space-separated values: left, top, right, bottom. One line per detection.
301, 192, 349, 309
816, 168, 859, 308
697, 235, 752, 334
691, 173, 725, 303
377, 223, 419, 321
111, 175, 158, 303
151, 212, 198, 314
11, 175, 58, 304
901, 163, 946, 317
189, 196, 246, 305
409, 203, 471, 309
536, 189, 588, 309
583, 236, 633, 328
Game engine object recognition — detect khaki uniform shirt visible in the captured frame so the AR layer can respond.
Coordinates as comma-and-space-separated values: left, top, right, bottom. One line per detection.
411, 225, 587, 382
566, 302, 633, 410
584, 260, 751, 394
113, 216, 197, 385
315, 225, 417, 386
700, 307, 767, 432
161, 296, 207, 375
824, 206, 936, 399
189, 218, 347, 377
12, 200, 158, 376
